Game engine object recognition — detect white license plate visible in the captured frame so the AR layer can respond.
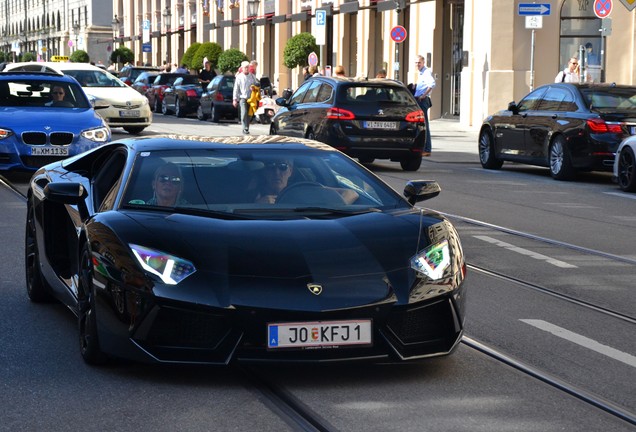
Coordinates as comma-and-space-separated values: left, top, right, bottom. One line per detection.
31, 147, 69, 156
268, 319, 372, 349
119, 110, 140, 117
364, 121, 398, 130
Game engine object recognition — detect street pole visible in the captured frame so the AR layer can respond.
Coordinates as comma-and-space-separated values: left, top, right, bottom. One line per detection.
529, 29, 535, 91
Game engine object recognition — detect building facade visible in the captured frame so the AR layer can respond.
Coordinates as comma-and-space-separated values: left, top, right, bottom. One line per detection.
4, 0, 635, 129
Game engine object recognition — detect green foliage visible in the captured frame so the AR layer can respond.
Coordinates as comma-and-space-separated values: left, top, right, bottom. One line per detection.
192, 42, 223, 71
182, 42, 201, 70
283, 33, 319, 69
22, 52, 37, 62
0, 52, 6, 62
217, 49, 248, 74
70, 50, 90, 63
110, 46, 134, 65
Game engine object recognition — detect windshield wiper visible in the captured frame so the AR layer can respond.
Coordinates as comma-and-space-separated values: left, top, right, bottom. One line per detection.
293, 207, 381, 215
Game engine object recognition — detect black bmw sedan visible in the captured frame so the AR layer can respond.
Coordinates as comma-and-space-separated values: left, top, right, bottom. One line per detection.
479, 83, 636, 180
270, 76, 426, 171
25, 135, 466, 365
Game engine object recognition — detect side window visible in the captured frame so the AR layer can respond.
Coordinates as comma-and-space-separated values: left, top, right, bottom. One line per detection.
289, 81, 313, 105
92, 151, 127, 211
558, 90, 578, 112
315, 84, 333, 103
301, 81, 323, 103
537, 87, 569, 111
517, 88, 547, 112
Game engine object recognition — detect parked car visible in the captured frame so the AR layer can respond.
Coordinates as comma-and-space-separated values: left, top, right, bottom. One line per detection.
161, 75, 204, 117
4, 62, 153, 135
131, 71, 160, 96
614, 136, 636, 192
0, 72, 110, 171
25, 134, 466, 365
118, 65, 161, 86
145, 73, 190, 113
270, 76, 426, 171
479, 83, 636, 180
197, 74, 238, 122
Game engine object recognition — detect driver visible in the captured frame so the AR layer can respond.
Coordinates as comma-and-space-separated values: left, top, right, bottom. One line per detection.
254, 159, 293, 204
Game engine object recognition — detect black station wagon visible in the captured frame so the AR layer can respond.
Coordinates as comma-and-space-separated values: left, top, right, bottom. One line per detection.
270, 76, 426, 171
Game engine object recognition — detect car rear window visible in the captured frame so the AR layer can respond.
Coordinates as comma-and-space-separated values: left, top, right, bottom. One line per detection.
580, 87, 636, 111
338, 85, 414, 104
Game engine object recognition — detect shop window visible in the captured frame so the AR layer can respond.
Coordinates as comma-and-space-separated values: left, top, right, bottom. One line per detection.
559, 0, 603, 82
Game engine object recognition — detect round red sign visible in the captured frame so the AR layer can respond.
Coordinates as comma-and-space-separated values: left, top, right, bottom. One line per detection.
390, 25, 407, 43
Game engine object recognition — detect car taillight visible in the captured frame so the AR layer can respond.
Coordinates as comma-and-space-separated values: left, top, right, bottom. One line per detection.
326, 107, 355, 120
587, 118, 623, 134
406, 110, 425, 122
215, 92, 224, 101
185, 89, 198, 97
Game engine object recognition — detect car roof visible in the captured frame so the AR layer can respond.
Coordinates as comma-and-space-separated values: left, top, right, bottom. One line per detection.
309, 76, 406, 87
0, 71, 81, 84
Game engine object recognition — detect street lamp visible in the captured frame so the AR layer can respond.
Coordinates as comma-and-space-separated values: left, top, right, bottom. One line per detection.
163, 6, 172, 64
247, 0, 260, 61
72, 21, 80, 52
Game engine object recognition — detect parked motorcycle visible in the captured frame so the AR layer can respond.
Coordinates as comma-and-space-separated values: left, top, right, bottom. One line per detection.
255, 92, 280, 124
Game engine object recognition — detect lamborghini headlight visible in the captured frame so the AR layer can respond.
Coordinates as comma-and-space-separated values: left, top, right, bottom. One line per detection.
81, 126, 110, 143
129, 244, 196, 285
410, 240, 451, 280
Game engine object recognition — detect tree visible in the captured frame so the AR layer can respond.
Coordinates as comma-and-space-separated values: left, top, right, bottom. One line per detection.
22, 52, 37, 62
0, 52, 6, 62
217, 49, 248, 74
182, 42, 201, 70
110, 46, 134, 65
283, 33, 319, 69
192, 42, 222, 71
70, 50, 90, 63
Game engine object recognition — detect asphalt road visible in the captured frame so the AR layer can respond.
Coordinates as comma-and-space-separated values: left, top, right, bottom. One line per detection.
0, 114, 634, 431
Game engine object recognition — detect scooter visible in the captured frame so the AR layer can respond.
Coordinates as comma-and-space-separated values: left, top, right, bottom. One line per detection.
255, 92, 280, 124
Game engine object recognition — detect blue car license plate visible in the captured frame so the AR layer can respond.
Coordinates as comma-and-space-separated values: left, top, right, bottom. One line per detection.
31, 146, 69, 156
268, 319, 372, 349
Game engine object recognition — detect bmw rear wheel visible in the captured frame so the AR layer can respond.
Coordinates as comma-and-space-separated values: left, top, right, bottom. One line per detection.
211, 105, 220, 123
549, 135, 575, 180
617, 147, 636, 192
78, 243, 107, 365
175, 98, 185, 118
479, 129, 503, 169
25, 202, 52, 302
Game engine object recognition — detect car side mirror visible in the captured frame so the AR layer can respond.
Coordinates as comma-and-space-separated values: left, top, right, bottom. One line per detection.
403, 180, 441, 205
44, 182, 89, 219
508, 101, 519, 114
275, 97, 288, 107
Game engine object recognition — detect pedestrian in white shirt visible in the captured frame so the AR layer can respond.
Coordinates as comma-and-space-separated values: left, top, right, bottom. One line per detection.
233, 61, 258, 134
555, 57, 582, 83
413, 55, 436, 156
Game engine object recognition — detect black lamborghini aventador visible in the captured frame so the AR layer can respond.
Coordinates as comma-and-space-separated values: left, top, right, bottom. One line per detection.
25, 134, 467, 365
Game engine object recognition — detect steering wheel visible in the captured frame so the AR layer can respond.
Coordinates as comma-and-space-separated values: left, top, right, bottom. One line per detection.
276, 181, 345, 205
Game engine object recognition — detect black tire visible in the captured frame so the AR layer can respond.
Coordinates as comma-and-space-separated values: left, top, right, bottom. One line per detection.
358, 157, 375, 164
162, 98, 170, 115
196, 105, 208, 121
123, 126, 145, 135
175, 98, 185, 118
78, 243, 108, 365
25, 202, 52, 303
211, 105, 220, 123
154, 97, 162, 113
306, 130, 316, 140
549, 135, 575, 180
400, 156, 422, 172
479, 128, 503, 169
617, 146, 636, 192
269, 124, 278, 135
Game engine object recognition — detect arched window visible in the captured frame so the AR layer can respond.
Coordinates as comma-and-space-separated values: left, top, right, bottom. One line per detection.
559, 0, 603, 82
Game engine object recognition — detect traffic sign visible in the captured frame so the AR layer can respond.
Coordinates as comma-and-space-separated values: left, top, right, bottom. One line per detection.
593, 0, 613, 18
618, 0, 636, 12
525, 16, 543, 29
308, 52, 318, 67
315, 9, 326, 45
390, 25, 407, 43
518, 3, 551, 15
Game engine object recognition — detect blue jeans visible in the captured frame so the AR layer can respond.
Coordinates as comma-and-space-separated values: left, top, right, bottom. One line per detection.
417, 99, 432, 153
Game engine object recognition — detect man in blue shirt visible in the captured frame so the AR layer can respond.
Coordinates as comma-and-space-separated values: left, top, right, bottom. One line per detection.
413, 55, 436, 156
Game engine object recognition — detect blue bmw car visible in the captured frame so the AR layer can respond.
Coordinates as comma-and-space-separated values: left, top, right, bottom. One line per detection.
0, 72, 111, 172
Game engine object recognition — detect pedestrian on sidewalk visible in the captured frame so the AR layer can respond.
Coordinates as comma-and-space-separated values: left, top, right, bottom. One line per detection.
233, 60, 259, 134
413, 55, 435, 156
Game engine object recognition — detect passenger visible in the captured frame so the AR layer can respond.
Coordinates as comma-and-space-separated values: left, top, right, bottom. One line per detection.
147, 162, 188, 207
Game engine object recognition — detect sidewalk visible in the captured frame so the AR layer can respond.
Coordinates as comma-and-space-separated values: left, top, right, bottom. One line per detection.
428, 118, 479, 164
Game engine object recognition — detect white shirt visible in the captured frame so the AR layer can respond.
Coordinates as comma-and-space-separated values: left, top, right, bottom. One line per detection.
555, 69, 580, 83
233, 72, 258, 100
413, 66, 436, 99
